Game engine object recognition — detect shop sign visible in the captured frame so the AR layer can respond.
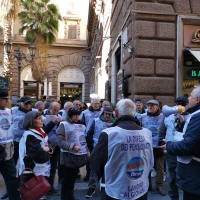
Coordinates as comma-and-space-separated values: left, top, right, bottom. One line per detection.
0, 77, 9, 90
186, 68, 200, 78
192, 29, 200, 43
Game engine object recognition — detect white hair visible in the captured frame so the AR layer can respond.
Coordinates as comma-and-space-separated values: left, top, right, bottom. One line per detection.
116, 99, 136, 117
192, 85, 200, 98
64, 101, 73, 109
91, 98, 100, 104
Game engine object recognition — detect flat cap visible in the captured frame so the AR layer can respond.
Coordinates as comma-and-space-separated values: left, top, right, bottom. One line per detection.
146, 100, 159, 106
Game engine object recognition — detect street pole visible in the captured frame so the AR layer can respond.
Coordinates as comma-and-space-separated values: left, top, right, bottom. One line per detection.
17, 60, 21, 98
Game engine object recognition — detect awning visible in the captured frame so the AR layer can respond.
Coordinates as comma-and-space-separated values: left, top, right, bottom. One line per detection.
189, 50, 200, 62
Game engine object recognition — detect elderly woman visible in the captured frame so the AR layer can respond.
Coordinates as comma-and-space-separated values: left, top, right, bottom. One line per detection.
19, 111, 53, 191
57, 108, 89, 200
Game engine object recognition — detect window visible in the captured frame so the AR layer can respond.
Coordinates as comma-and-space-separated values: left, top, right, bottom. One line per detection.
67, 0, 78, 14
68, 24, 77, 39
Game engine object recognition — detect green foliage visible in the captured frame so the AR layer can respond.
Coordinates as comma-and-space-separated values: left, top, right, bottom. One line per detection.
18, 0, 62, 45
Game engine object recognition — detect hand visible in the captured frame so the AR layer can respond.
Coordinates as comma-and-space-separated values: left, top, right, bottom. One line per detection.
43, 146, 50, 152
177, 114, 185, 123
160, 139, 168, 152
73, 145, 81, 152
53, 117, 61, 125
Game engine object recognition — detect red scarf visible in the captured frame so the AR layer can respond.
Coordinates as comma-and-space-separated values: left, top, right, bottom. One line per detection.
35, 128, 47, 138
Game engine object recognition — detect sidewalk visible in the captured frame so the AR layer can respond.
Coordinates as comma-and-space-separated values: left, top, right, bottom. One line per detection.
0, 167, 183, 200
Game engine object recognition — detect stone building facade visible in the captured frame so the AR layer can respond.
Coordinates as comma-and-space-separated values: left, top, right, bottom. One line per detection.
0, 0, 91, 105
89, 0, 200, 106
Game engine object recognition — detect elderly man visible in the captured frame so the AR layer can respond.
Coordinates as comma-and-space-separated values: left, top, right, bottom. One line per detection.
59, 101, 73, 121
0, 91, 21, 200
135, 100, 146, 121
162, 85, 200, 200
159, 96, 189, 200
43, 102, 61, 195
90, 99, 154, 200
81, 98, 102, 181
34, 101, 45, 114
85, 106, 115, 198
140, 100, 165, 196
12, 96, 37, 165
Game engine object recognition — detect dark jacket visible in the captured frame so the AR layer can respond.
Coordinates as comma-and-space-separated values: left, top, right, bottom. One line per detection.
166, 103, 200, 195
24, 129, 53, 170
90, 115, 141, 182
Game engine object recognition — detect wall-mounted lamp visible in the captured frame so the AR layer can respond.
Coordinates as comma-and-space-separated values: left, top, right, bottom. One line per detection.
123, 43, 133, 53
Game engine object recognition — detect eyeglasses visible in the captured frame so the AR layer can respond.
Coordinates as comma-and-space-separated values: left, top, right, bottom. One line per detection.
76, 104, 81, 106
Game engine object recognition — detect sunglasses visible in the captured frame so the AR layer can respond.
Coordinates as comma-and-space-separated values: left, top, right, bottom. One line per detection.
24, 102, 31, 105
76, 104, 81, 106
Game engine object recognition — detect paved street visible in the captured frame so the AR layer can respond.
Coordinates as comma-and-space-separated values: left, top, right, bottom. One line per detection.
0, 167, 183, 200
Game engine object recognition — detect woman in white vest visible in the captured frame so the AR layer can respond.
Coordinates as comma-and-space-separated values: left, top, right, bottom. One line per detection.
57, 108, 89, 200
19, 111, 53, 190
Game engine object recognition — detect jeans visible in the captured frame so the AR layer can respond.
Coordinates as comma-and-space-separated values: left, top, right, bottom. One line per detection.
48, 145, 59, 188
165, 153, 179, 200
13, 141, 19, 165
0, 157, 21, 200
61, 165, 79, 195
100, 187, 147, 200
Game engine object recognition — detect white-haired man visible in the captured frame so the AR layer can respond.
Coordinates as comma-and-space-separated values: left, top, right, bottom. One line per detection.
162, 85, 200, 200
90, 99, 154, 200
59, 101, 73, 121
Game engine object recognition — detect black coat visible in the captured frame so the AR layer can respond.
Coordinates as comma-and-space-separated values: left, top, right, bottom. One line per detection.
166, 103, 200, 195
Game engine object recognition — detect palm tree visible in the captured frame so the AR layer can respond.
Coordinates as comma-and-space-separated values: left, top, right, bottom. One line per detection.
18, 0, 62, 81
0, 0, 20, 76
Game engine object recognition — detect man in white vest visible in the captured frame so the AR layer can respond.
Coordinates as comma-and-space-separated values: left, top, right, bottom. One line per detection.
140, 99, 165, 196
81, 98, 101, 182
0, 91, 21, 200
162, 85, 200, 200
90, 99, 154, 200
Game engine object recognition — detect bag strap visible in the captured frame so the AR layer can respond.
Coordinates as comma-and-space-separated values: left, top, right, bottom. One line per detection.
20, 168, 36, 184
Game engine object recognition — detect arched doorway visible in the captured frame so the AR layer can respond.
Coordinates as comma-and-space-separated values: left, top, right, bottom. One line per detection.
58, 66, 85, 107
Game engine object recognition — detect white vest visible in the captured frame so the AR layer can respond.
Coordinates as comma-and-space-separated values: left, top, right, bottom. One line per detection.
19, 129, 51, 177
42, 114, 62, 144
0, 108, 13, 145
104, 126, 154, 199
141, 113, 164, 147
83, 109, 101, 134
175, 109, 200, 164
164, 114, 177, 142
93, 118, 112, 147
59, 121, 88, 155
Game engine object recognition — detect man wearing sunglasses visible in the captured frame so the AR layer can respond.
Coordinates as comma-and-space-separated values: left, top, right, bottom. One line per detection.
11, 96, 37, 165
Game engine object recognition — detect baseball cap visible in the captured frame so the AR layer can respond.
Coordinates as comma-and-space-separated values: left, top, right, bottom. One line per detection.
20, 96, 32, 104
146, 100, 159, 106
0, 91, 9, 99
175, 96, 189, 104
103, 106, 113, 114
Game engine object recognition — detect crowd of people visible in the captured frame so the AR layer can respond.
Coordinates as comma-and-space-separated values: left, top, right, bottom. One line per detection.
0, 86, 200, 200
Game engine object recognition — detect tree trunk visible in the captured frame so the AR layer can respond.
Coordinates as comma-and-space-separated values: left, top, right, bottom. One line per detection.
3, 14, 12, 77
32, 34, 48, 81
